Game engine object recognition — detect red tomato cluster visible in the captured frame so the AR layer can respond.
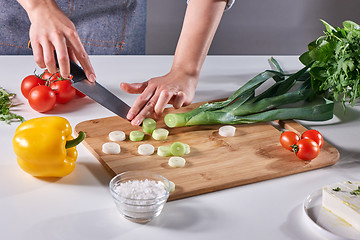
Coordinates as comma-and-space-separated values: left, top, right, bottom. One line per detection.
21, 70, 86, 113
280, 129, 323, 161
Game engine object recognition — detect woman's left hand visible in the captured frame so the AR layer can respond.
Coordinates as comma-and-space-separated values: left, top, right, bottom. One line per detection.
121, 0, 227, 126
121, 70, 198, 126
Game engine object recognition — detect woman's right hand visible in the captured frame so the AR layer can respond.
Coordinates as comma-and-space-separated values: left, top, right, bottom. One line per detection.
19, 0, 96, 81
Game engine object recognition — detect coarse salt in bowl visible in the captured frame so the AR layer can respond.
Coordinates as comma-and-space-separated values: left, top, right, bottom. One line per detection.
109, 171, 171, 223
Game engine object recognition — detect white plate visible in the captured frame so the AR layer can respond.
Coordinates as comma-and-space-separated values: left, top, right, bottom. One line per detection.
303, 189, 360, 240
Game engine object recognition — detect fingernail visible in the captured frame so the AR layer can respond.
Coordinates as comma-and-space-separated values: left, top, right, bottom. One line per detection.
131, 119, 140, 126
88, 73, 96, 82
127, 112, 135, 120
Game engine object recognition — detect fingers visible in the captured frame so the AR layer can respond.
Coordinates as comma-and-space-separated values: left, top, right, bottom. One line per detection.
128, 90, 187, 126
68, 48, 78, 64
67, 31, 96, 82
53, 35, 70, 78
31, 42, 46, 68
124, 80, 192, 125
126, 85, 156, 123
120, 82, 147, 94
173, 91, 186, 109
28, 6, 94, 80
130, 95, 159, 126
31, 34, 78, 79
154, 90, 175, 115
42, 41, 57, 74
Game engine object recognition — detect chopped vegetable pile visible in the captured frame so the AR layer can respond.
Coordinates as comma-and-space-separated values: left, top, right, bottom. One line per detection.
0, 87, 24, 124
300, 20, 360, 107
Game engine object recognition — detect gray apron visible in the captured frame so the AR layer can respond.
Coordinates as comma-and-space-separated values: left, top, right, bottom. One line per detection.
0, 0, 146, 55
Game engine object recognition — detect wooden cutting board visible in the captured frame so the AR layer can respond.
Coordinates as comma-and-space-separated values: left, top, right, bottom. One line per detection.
75, 101, 339, 201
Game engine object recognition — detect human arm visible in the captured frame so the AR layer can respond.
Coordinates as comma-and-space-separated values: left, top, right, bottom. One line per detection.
17, 0, 96, 81
121, 0, 228, 126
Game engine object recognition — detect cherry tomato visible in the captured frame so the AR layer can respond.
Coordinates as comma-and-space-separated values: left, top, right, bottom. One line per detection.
301, 129, 323, 149
280, 131, 300, 151
76, 89, 86, 98
50, 80, 76, 104
28, 85, 56, 112
292, 138, 320, 161
41, 69, 59, 81
21, 75, 45, 99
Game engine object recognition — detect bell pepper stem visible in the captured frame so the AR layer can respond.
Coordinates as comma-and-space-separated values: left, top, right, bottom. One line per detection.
65, 131, 86, 149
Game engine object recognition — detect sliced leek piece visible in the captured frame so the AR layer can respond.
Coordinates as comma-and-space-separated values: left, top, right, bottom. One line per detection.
157, 145, 172, 157
138, 144, 155, 155
164, 180, 176, 193
142, 118, 157, 134
109, 131, 126, 141
152, 128, 169, 141
130, 130, 145, 141
169, 180, 176, 193
219, 125, 236, 137
184, 143, 190, 154
168, 156, 186, 168
170, 142, 186, 156
102, 142, 121, 154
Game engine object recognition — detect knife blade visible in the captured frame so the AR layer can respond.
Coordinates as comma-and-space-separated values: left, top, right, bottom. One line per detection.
66, 59, 130, 120
56, 54, 130, 120
267, 120, 287, 132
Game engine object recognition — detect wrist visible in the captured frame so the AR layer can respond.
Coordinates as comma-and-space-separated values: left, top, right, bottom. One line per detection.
171, 60, 201, 79
169, 64, 200, 89
18, 0, 57, 21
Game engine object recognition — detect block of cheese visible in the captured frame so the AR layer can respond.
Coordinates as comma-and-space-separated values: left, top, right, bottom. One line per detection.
322, 181, 360, 232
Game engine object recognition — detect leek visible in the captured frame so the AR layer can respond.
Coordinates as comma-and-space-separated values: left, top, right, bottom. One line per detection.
164, 59, 333, 128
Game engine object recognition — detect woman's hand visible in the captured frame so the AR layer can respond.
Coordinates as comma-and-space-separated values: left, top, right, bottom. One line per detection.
18, 0, 96, 81
121, 69, 199, 126
121, 0, 226, 126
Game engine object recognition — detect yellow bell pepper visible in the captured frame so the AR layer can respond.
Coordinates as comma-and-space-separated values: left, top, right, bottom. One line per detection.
12, 116, 85, 177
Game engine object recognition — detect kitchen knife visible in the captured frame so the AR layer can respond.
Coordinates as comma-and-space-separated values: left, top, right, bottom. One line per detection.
62, 57, 130, 120
28, 41, 130, 119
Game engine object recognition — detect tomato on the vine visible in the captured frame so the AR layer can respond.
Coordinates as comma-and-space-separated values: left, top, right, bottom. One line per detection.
301, 129, 323, 149
280, 131, 300, 151
292, 138, 320, 161
21, 75, 45, 99
41, 69, 60, 81
28, 85, 56, 112
50, 79, 76, 104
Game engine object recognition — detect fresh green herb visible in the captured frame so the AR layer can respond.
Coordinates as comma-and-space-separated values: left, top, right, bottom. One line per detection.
350, 186, 360, 196
0, 87, 24, 124
164, 59, 333, 128
348, 181, 352, 184
300, 20, 360, 107
332, 187, 341, 192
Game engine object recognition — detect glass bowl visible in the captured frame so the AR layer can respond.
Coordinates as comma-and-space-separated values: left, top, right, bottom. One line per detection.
109, 171, 170, 223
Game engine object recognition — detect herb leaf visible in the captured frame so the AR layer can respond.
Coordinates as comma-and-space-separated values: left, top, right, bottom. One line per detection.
0, 87, 24, 124
300, 19, 360, 107
350, 186, 360, 196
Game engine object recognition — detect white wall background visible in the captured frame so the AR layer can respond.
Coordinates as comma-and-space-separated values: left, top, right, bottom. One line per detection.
146, 0, 360, 55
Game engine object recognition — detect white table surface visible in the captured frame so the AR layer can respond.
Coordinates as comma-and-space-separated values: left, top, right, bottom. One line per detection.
0, 55, 359, 240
